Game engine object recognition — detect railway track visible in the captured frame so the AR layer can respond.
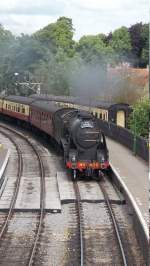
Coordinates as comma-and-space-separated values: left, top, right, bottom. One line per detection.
72, 174, 145, 265
98, 175, 127, 266
73, 179, 84, 266
0, 125, 46, 266
73, 177, 125, 265
0, 129, 23, 240
0, 123, 145, 265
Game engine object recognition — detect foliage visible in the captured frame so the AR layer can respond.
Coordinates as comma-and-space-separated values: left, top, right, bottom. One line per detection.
0, 19, 148, 96
0, 28, 16, 93
140, 23, 149, 66
0, 24, 13, 43
129, 23, 149, 67
34, 17, 75, 57
110, 27, 132, 61
76, 34, 114, 64
128, 97, 150, 138
33, 49, 71, 95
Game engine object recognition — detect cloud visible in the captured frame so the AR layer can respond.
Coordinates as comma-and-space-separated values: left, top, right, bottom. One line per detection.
68, 0, 148, 11
0, 0, 65, 15
0, 0, 148, 39
64, 0, 149, 39
0, 14, 58, 35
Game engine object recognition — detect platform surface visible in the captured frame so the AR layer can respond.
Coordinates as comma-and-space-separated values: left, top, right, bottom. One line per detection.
107, 137, 149, 225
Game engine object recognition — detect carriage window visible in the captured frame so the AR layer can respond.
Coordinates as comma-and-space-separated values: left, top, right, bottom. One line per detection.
22, 107, 25, 114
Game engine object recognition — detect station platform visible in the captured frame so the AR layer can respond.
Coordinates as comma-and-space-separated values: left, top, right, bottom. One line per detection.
107, 138, 149, 225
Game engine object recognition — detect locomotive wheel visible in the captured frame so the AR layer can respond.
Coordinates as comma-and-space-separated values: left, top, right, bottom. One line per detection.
98, 170, 105, 180
94, 170, 104, 181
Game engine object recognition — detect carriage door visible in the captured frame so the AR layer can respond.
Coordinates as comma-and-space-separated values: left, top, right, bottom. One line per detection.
116, 110, 125, 127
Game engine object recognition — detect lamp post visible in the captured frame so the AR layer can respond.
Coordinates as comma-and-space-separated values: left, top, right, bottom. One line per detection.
14, 72, 20, 94
14, 72, 19, 77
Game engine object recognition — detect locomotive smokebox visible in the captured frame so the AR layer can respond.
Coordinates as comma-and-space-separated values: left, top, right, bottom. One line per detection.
69, 111, 100, 150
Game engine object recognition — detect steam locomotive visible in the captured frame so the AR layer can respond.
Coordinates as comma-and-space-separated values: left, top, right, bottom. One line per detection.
53, 107, 109, 178
0, 96, 109, 178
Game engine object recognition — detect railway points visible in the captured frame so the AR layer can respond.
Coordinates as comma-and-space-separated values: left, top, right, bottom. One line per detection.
107, 137, 149, 225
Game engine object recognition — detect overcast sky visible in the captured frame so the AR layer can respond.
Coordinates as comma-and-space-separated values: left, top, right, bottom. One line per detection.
0, 0, 148, 40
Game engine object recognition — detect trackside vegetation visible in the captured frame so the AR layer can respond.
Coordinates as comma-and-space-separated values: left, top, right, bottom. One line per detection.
128, 97, 150, 138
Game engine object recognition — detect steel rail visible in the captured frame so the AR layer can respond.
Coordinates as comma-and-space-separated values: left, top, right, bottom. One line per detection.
98, 180, 128, 266
0, 124, 45, 265
73, 180, 84, 266
28, 141, 45, 266
0, 128, 23, 240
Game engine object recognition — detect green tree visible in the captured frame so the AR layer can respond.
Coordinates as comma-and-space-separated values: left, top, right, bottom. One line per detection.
0, 24, 15, 93
33, 49, 70, 95
110, 27, 132, 60
34, 17, 75, 57
76, 34, 114, 64
128, 96, 150, 138
129, 23, 149, 67
0, 24, 13, 44
140, 23, 149, 67
13, 34, 48, 72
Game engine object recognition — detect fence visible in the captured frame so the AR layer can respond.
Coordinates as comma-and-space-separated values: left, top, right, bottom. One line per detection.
98, 120, 149, 162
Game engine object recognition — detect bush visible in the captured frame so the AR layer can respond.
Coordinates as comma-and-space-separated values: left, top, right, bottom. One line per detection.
128, 96, 150, 138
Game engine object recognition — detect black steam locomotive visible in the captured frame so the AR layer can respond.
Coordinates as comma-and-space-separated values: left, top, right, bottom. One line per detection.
53, 107, 109, 178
